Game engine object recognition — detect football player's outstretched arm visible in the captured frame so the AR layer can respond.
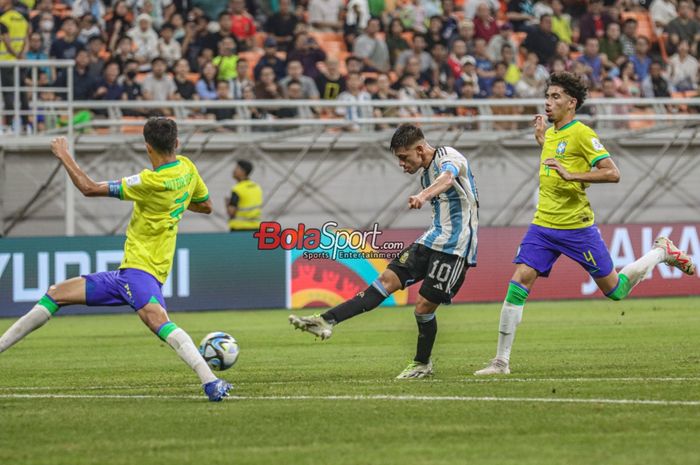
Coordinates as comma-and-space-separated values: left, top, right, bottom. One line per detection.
188, 198, 213, 214
408, 170, 455, 209
50, 137, 110, 197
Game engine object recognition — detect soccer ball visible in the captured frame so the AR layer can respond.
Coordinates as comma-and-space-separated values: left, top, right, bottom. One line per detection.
198, 332, 240, 371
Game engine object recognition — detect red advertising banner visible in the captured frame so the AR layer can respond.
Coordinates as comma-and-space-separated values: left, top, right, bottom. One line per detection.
290, 223, 699, 308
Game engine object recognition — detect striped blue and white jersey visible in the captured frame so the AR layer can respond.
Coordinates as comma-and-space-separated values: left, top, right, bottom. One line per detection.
415, 146, 479, 263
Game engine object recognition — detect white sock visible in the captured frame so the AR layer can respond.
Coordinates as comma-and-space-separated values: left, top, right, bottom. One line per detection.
495, 301, 523, 364
620, 248, 665, 287
0, 305, 52, 353
165, 328, 217, 385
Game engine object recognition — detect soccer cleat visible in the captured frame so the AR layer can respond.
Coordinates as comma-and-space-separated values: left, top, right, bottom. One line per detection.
396, 360, 433, 379
288, 314, 334, 340
654, 236, 696, 276
473, 358, 510, 375
203, 379, 232, 402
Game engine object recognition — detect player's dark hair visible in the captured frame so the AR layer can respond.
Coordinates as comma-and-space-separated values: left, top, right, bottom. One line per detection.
546, 72, 587, 111
390, 124, 425, 152
237, 160, 253, 176
143, 117, 178, 154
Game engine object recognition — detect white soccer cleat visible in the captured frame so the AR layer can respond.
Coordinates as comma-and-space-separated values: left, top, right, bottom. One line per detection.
396, 360, 433, 379
288, 314, 334, 340
473, 358, 510, 375
654, 236, 696, 276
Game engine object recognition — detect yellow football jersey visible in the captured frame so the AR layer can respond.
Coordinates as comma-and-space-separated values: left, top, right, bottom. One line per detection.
533, 120, 610, 229
116, 155, 209, 283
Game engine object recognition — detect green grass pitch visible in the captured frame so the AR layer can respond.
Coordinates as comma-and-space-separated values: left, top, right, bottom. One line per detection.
1, 297, 699, 465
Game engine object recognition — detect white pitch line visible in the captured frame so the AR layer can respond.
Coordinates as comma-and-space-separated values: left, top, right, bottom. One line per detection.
1, 376, 698, 391
1, 393, 700, 406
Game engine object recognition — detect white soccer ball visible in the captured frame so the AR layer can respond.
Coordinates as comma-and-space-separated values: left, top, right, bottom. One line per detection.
198, 332, 240, 371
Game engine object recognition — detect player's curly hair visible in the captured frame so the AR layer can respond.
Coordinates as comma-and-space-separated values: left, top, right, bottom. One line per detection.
546, 72, 588, 111
143, 117, 178, 154
390, 124, 425, 151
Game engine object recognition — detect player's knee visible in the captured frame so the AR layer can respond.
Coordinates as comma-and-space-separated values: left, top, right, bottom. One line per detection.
46, 285, 59, 298
378, 270, 401, 294
415, 295, 439, 315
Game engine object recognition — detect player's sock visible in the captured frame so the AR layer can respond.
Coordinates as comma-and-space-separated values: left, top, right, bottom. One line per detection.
0, 295, 59, 353
157, 322, 217, 385
495, 281, 528, 363
321, 279, 389, 324
414, 312, 437, 364
606, 248, 665, 301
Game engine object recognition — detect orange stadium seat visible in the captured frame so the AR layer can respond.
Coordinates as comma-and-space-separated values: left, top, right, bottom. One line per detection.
621, 11, 655, 41
311, 32, 347, 54
238, 50, 263, 71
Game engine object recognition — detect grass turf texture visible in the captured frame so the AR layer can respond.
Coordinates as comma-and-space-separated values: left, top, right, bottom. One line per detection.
1, 297, 699, 465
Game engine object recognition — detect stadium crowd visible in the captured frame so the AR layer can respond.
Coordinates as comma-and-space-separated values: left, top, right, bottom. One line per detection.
1, 0, 699, 130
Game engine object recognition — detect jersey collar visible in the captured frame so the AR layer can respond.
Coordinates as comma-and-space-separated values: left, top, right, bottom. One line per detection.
554, 119, 579, 133
154, 159, 181, 172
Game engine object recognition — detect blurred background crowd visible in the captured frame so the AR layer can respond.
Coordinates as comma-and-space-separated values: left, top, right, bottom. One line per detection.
0, 0, 698, 130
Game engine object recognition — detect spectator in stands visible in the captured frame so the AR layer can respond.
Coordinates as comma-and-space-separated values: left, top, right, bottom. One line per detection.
158, 23, 182, 69
426, 15, 448, 50
336, 72, 372, 130
196, 61, 218, 100
404, 55, 434, 88
550, 0, 572, 44
254, 37, 286, 81
669, 39, 699, 91
616, 59, 642, 96
172, 58, 199, 101
128, 14, 159, 67
372, 72, 399, 115
486, 23, 514, 62
316, 57, 346, 99
396, 33, 434, 75
473, 37, 496, 90
642, 61, 674, 97
515, 59, 546, 97
474, 3, 499, 43
620, 18, 638, 56
464, 0, 499, 21
213, 36, 239, 81
264, 0, 298, 51
397, 73, 427, 117
386, 18, 410, 67
308, 0, 344, 32
94, 62, 126, 101
105, 1, 132, 51
345, 0, 371, 44
447, 39, 468, 77
277, 80, 316, 118
142, 57, 177, 107
432, 43, 453, 89
522, 15, 559, 66
354, 17, 391, 72
492, 61, 516, 96
112, 36, 135, 71
506, 0, 536, 32
456, 55, 480, 95
450, 19, 476, 53
85, 36, 106, 79
35, 11, 57, 56
598, 76, 628, 130
230, 58, 253, 99
600, 22, 625, 67
229, 0, 256, 51
650, 0, 678, 36
490, 78, 521, 130
397, 0, 427, 33
26, 32, 49, 76
144, 0, 176, 30
280, 60, 320, 99
440, 0, 460, 42
240, 84, 264, 120
579, 0, 614, 43
501, 44, 521, 85
630, 36, 652, 81
254, 65, 283, 102
198, 13, 235, 56
170, 13, 186, 41
578, 37, 603, 87
346, 55, 364, 74
78, 14, 102, 44
31, 0, 60, 36
533, 0, 553, 20
53, 49, 98, 100
205, 81, 236, 121
50, 17, 84, 60
552, 40, 574, 71
287, 32, 326, 80
665, 1, 700, 55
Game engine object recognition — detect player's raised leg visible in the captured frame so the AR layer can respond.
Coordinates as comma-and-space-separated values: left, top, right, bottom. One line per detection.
396, 295, 438, 379
137, 303, 230, 401
474, 265, 538, 375
289, 268, 402, 340
0, 277, 85, 353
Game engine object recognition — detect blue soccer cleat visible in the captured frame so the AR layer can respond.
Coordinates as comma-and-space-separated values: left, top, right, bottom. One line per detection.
203, 379, 232, 402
